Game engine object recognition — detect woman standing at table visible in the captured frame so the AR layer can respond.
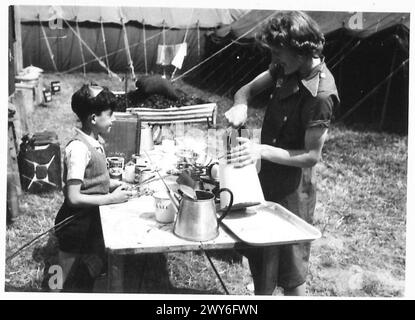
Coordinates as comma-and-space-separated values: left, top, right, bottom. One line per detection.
225, 11, 339, 296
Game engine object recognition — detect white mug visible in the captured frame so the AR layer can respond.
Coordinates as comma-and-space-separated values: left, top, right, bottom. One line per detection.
153, 191, 175, 223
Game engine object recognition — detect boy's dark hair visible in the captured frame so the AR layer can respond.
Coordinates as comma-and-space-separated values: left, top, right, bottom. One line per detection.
259, 11, 325, 57
71, 84, 116, 122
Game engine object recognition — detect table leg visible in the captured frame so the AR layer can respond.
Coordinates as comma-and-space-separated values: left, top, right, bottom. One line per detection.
107, 253, 125, 293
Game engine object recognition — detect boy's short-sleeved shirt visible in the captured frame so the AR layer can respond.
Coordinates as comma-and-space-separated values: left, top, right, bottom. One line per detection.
65, 128, 105, 182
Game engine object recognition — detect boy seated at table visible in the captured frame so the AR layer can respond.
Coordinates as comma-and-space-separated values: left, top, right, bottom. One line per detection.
54, 84, 133, 292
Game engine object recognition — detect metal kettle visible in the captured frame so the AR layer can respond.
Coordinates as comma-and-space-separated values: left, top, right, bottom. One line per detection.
173, 188, 233, 242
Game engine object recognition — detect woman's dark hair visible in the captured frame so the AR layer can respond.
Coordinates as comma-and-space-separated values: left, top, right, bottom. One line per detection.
71, 84, 116, 121
259, 11, 325, 57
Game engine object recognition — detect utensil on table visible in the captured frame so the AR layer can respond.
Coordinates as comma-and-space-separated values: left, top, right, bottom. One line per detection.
178, 185, 197, 200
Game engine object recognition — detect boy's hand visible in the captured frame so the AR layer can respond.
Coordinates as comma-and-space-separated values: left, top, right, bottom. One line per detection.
110, 185, 133, 203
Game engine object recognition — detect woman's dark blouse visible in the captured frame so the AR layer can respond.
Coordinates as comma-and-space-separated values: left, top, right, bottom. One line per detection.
259, 59, 339, 205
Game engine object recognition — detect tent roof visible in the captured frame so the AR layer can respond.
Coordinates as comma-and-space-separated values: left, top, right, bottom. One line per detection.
18, 5, 247, 28
215, 10, 410, 39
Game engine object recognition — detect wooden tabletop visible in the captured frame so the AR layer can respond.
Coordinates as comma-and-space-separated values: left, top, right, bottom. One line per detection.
100, 196, 240, 255
100, 147, 321, 256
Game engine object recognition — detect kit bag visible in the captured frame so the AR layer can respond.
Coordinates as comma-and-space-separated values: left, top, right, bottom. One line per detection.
18, 131, 62, 193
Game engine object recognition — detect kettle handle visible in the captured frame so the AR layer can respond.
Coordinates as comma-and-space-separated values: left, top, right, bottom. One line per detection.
217, 188, 233, 223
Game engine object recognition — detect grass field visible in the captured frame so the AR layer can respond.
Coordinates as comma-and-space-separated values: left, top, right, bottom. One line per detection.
5, 72, 407, 296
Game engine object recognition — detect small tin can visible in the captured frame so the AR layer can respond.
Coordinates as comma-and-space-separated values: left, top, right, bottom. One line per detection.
43, 88, 52, 103
109, 167, 123, 180
51, 81, 61, 94
107, 157, 124, 169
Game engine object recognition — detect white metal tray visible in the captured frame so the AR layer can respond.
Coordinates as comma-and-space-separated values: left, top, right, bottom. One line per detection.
219, 201, 322, 246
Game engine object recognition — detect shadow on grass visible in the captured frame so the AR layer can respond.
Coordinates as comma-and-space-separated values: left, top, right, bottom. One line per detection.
199, 249, 243, 264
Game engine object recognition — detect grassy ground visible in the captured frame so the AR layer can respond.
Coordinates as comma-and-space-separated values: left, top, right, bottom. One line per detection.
5, 72, 407, 296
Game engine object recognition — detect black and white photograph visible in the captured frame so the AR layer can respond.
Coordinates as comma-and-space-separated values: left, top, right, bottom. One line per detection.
3, 0, 413, 300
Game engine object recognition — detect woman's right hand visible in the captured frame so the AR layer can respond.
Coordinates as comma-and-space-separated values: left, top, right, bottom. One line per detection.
110, 185, 132, 203
224, 104, 248, 128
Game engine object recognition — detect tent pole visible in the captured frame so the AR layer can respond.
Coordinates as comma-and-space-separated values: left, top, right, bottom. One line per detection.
75, 17, 86, 77
162, 20, 166, 79
196, 20, 201, 60
38, 14, 58, 72
121, 17, 136, 81
171, 10, 193, 80
379, 41, 398, 130
100, 17, 111, 77
63, 19, 120, 80
13, 5, 23, 73
142, 19, 148, 75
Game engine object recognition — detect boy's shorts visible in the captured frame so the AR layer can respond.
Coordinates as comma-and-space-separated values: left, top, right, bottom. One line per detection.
54, 202, 105, 255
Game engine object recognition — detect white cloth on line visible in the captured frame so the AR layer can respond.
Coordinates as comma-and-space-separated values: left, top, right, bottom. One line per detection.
172, 43, 188, 69
157, 42, 187, 68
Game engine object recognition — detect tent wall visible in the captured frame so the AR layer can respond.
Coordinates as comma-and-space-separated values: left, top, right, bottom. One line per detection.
18, 5, 244, 28
21, 21, 210, 74
324, 25, 409, 133
215, 10, 410, 39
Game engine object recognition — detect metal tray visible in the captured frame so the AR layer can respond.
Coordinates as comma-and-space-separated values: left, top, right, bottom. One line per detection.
219, 201, 321, 246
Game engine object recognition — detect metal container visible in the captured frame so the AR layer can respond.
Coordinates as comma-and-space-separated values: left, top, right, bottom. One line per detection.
107, 157, 124, 169
109, 167, 123, 180
173, 188, 233, 242
140, 123, 154, 152
51, 81, 61, 94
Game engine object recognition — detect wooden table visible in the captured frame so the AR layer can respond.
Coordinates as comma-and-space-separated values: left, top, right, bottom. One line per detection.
100, 196, 242, 292
100, 194, 321, 293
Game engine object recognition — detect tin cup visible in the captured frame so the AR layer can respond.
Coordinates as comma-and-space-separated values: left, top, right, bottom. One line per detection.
109, 167, 123, 180
153, 191, 175, 223
107, 157, 124, 169
51, 81, 61, 94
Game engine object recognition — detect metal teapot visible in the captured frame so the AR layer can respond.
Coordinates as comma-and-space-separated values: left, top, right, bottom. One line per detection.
173, 188, 233, 242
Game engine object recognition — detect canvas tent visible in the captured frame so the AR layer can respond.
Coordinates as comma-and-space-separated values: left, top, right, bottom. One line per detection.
17, 5, 246, 75
14, 7, 410, 132
188, 10, 409, 133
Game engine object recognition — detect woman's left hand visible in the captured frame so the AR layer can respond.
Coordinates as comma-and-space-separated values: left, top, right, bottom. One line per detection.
228, 137, 262, 168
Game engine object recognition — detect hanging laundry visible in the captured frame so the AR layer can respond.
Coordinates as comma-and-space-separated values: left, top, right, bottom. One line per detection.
157, 44, 176, 66
157, 43, 188, 68
172, 43, 188, 69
